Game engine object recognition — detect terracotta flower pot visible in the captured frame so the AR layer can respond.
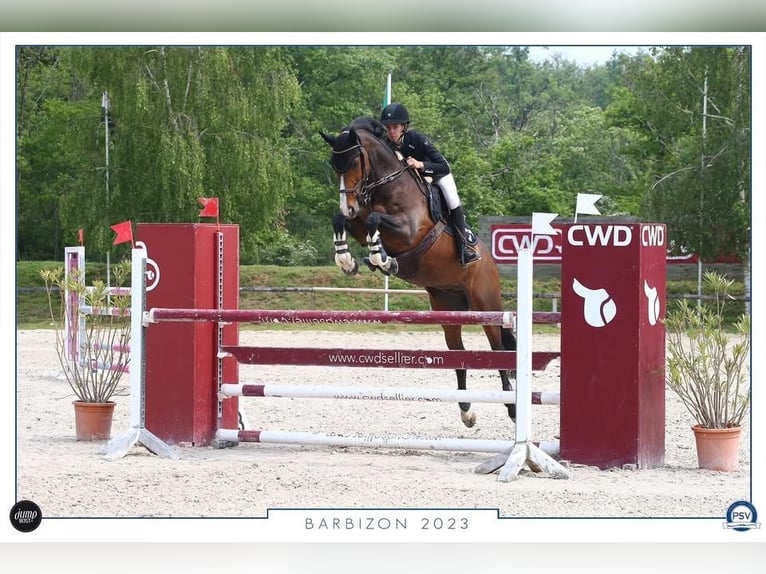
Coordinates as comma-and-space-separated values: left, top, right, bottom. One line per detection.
691, 424, 741, 472
73, 401, 116, 441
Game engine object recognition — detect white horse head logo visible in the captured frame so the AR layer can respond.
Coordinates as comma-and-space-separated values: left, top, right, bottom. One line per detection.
643, 280, 660, 326
572, 278, 617, 328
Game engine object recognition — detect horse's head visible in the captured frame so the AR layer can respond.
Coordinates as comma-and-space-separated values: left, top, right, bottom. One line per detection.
321, 117, 401, 219
321, 126, 365, 218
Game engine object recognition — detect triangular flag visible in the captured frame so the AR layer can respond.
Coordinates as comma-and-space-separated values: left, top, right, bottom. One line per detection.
531, 212, 558, 236
78, 228, 84, 245
575, 193, 602, 216
198, 197, 219, 218
110, 220, 133, 246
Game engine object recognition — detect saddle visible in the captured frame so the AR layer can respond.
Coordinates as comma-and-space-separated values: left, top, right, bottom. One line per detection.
383, 171, 477, 279
420, 175, 479, 246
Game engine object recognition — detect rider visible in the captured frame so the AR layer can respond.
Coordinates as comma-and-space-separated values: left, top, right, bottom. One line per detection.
379, 102, 481, 267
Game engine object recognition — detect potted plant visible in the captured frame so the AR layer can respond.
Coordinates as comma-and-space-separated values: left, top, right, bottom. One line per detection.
664, 270, 750, 472
40, 261, 131, 440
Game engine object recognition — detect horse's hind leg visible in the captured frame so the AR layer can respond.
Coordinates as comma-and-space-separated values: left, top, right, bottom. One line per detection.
459, 253, 520, 422
441, 324, 475, 427
428, 290, 476, 427
500, 326, 517, 421
480, 324, 517, 422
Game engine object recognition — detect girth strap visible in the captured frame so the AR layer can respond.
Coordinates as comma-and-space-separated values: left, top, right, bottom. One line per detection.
392, 219, 447, 281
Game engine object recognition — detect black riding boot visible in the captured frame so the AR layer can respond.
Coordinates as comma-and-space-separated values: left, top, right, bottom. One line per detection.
450, 206, 481, 267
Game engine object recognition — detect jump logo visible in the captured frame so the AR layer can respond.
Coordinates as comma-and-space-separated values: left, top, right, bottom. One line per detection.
135, 241, 160, 292
644, 280, 660, 325
572, 279, 616, 328
573, 278, 662, 328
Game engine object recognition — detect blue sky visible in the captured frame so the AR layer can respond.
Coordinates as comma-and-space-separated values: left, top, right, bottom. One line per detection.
527, 45, 641, 66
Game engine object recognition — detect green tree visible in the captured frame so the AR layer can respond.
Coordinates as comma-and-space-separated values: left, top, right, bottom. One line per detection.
18, 46, 302, 262
78, 46, 302, 262
17, 44, 750, 271
627, 47, 751, 261
17, 47, 97, 259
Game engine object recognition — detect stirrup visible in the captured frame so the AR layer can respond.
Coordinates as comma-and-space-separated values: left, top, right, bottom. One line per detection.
461, 247, 481, 267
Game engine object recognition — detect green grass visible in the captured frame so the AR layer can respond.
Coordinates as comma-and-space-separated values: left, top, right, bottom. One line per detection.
17, 260, 744, 330
16, 261, 563, 331
17, 258, 120, 328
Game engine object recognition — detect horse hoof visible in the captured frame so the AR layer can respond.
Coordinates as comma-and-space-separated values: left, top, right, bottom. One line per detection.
363, 257, 377, 272
460, 411, 477, 428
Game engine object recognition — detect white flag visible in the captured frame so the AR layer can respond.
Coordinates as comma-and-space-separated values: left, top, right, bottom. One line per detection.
531, 212, 558, 236
575, 193, 602, 216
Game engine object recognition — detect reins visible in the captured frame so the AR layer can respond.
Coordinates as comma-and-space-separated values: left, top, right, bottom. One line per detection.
337, 133, 426, 207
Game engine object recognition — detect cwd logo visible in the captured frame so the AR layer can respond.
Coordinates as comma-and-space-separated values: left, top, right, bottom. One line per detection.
490, 225, 562, 263
643, 280, 660, 326
567, 225, 632, 247
572, 278, 617, 328
641, 224, 666, 247
145, 259, 160, 292
135, 241, 160, 292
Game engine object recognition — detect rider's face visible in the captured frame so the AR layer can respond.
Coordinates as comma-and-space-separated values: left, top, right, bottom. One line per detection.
385, 123, 406, 145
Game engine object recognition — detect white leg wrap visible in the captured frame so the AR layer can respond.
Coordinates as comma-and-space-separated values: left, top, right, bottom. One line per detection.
334, 230, 357, 273
335, 251, 356, 273
366, 230, 392, 271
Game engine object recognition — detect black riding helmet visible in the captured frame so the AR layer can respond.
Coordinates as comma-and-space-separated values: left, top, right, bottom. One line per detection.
380, 103, 410, 125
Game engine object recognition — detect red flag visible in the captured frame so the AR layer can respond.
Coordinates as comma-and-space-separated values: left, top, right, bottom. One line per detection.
198, 197, 219, 218
78, 228, 84, 245
110, 220, 133, 246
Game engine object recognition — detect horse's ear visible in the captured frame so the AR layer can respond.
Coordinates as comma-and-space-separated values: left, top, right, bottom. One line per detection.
319, 131, 336, 146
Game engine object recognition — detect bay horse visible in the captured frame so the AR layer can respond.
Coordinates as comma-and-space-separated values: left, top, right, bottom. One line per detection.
320, 116, 517, 428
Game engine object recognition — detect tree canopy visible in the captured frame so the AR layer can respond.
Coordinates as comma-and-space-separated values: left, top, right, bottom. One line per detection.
16, 45, 752, 265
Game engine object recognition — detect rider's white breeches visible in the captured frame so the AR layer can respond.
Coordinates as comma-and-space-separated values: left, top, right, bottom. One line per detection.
436, 173, 461, 210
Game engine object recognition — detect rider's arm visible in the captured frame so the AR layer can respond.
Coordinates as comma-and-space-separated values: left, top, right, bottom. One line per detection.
405, 131, 451, 178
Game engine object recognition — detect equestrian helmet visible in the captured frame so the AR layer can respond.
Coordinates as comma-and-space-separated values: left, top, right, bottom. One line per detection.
380, 103, 410, 125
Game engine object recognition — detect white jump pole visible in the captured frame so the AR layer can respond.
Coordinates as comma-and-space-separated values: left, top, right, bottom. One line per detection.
216, 428, 560, 458
103, 244, 178, 461
63, 246, 133, 370
220, 383, 560, 405
475, 246, 570, 480
63, 246, 85, 365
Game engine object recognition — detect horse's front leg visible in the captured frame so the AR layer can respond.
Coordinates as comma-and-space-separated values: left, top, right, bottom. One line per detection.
364, 212, 399, 276
332, 212, 359, 275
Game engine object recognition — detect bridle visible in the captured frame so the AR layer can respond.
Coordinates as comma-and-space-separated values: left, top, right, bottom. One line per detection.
331, 141, 409, 207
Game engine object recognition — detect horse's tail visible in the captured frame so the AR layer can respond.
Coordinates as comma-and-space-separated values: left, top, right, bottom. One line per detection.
501, 326, 517, 351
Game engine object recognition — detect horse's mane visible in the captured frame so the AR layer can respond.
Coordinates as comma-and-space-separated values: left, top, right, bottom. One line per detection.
326, 116, 393, 172
348, 116, 388, 141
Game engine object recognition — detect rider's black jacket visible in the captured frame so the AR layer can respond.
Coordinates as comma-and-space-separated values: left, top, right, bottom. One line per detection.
388, 130, 451, 179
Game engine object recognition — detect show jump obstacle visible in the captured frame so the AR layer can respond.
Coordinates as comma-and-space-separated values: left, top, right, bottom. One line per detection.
104, 222, 667, 479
